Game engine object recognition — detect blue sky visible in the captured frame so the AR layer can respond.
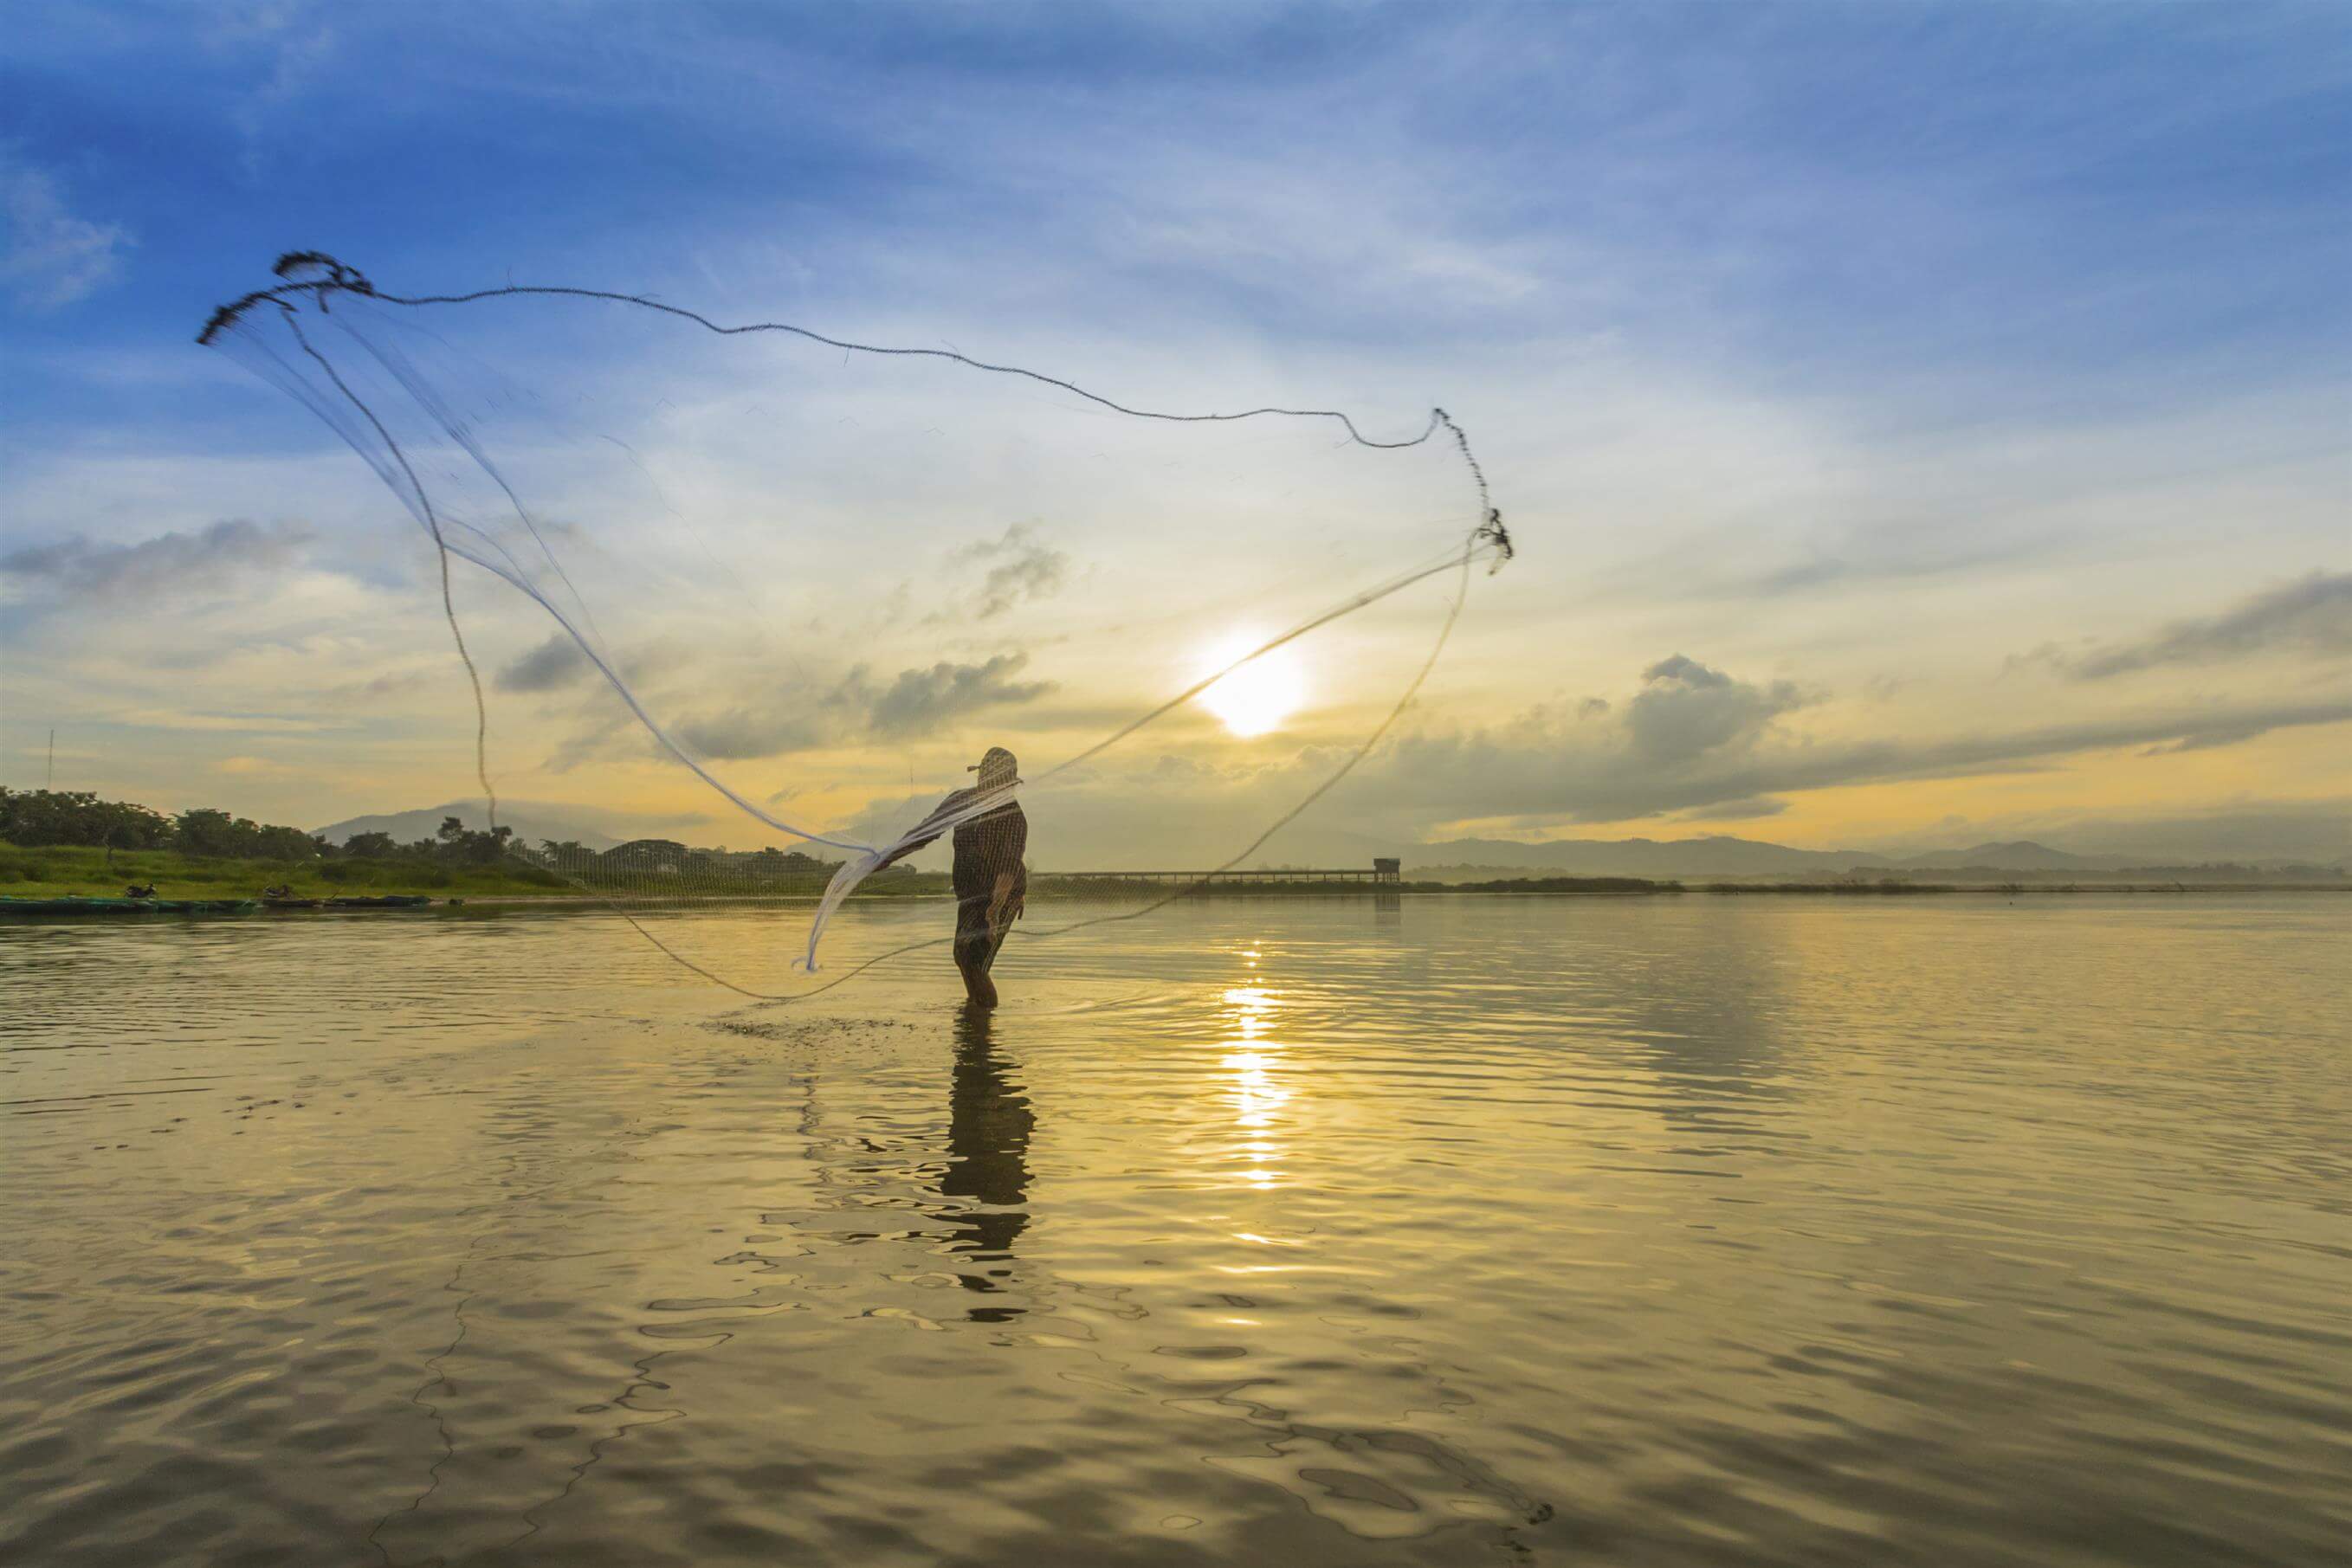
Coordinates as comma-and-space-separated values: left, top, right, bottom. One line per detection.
3, 3, 2347, 859
10, 5, 2344, 412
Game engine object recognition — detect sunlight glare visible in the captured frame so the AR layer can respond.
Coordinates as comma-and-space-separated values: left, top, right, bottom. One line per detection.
1196, 634, 1306, 738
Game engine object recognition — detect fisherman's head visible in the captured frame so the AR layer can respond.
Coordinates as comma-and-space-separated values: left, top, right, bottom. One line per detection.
969, 745, 1019, 792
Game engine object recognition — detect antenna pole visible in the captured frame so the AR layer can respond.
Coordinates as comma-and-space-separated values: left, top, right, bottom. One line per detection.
47, 729, 55, 789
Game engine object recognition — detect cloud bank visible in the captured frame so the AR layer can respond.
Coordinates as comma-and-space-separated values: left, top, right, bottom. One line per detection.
494, 633, 593, 694
669, 650, 1056, 761
1358, 660, 2352, 829
2, 520, 310, 602
2060, 571, 2352, 680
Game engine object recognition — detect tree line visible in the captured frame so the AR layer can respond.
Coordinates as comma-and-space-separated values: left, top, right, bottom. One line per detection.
0, 789, 517, 866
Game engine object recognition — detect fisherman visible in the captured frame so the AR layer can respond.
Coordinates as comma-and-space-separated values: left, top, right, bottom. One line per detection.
875, 746, 1028, 1008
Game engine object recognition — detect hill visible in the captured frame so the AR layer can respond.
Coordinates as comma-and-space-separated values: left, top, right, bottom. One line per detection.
1408, 834, 1879, 878
1406, 836, 2180, 879
1890, 841, 2129, 871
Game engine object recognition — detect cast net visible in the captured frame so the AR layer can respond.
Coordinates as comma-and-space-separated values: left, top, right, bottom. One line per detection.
201, 253, 1510, 997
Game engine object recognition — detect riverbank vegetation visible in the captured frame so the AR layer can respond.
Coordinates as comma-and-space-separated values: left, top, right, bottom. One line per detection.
0, 842, 577, 900
0, 787, 578, 898
0, 790, 950, 900
2, 787, 529, 865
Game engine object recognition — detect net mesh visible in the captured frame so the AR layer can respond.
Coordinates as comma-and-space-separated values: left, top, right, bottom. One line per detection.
202, 252, 1510, 997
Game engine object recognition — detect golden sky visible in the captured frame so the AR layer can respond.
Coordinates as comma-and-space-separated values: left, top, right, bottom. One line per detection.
3, 7, 2345, 865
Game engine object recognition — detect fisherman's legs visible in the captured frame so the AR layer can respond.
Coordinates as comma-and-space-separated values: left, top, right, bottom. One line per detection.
953, 899, 1011, 1007
954, 947, 998, 1008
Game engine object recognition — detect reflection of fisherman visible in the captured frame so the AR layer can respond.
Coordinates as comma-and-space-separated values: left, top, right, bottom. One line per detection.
874, 746, 1027, 1007
939, 1004, 1033, 1315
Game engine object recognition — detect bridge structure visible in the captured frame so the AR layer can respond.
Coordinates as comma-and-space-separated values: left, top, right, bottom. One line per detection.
1033, 859, 1403, 887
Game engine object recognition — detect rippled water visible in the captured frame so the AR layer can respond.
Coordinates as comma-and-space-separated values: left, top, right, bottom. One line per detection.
3, 895, 2346, 1566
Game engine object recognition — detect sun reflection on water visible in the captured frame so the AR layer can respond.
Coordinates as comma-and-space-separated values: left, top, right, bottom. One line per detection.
1218, 980, 1291, 1191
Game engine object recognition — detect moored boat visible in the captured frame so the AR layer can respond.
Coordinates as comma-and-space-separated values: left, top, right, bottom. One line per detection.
323, 894, 435, 909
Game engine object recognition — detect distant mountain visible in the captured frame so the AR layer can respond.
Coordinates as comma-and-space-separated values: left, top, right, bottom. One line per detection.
313, 800, 636, 852
1890, 841, 2129, 871
1408, 834, 1882, 877
1400, 834, 2183, 878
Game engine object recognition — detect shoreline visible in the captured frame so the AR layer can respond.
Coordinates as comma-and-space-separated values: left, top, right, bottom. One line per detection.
7, 881, 2343, 920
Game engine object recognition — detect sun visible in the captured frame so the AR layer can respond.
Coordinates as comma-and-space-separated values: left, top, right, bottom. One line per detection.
1197, 635, 1306, 738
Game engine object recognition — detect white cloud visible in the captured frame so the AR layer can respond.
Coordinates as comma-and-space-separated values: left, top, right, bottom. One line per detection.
2050, 570, 2352, 680
946, 523, 1071, 622
0, 150, 132, 310
2, 519, 313, 603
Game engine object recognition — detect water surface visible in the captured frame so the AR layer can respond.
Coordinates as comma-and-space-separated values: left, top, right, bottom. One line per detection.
3, 895, 2345, 1565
